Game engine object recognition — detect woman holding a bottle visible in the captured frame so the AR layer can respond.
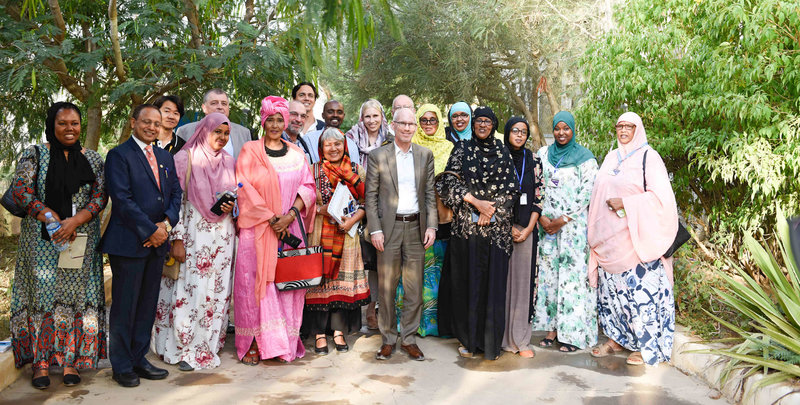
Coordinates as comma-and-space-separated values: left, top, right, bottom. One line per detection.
9, 102, 108, 389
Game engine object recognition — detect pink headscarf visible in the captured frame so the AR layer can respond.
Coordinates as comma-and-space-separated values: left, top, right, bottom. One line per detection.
173, 112, 237, 222
260, 96, 289, 131
587, 112, 679, 287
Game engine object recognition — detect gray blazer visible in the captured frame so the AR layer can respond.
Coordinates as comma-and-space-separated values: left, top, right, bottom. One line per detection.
176, 120, 252, 161
365, 142, 438, 242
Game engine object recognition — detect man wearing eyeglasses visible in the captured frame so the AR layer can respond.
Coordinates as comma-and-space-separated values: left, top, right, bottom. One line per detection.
175, 88, 252, 162
388, 95, 415, 137
365, 107, 437, 361
282, 100, 314, 165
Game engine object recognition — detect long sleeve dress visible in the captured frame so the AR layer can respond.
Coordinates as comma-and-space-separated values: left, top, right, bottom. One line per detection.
531, 145, 599, 349
10, 145, 107, 369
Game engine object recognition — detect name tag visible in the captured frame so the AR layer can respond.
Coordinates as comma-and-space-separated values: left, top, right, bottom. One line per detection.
519, 193, 528, 205
550, 178, 560, 187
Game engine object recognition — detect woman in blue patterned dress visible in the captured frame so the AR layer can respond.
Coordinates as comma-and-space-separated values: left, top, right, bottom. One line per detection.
9, 102, 107, 389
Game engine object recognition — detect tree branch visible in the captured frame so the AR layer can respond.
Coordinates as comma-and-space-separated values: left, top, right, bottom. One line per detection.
46, 0, 66, 43
542, 0, 597, 40
42, 59, 89, 102
183, 0, 203, 49
243, 0, 255, 23
108, 0, 127, 82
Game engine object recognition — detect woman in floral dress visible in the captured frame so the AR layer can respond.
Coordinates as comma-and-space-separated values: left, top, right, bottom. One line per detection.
151, 112, 237, 371
532, 111, 598, 352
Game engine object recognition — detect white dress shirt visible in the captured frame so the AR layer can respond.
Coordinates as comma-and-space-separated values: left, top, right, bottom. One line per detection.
395, 142, 419, 215
132, 134, 150, 154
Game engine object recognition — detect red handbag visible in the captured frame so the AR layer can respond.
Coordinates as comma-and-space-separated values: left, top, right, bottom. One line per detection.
274, 208, 324, 291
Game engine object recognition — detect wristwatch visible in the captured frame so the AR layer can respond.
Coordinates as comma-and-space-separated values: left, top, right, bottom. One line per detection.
162, 220, 172, 233
562, 215, 571, 223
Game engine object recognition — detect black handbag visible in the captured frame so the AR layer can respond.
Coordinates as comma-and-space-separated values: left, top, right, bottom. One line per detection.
643, 150, 690, 258
1, 145, 40, 218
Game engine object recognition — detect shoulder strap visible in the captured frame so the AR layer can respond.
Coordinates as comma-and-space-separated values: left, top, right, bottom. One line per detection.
642, 149, 649, 191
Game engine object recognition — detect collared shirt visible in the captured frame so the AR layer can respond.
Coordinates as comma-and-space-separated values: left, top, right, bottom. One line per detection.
155, 132, 185, 155
132, 134, 150, 154
395, 142, 419, 215
282, 131, 313, 165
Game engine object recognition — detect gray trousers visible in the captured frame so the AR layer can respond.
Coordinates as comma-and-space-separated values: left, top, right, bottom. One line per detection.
377, 218, 424, 345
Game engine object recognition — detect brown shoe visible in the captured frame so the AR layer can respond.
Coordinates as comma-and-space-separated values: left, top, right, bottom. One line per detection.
376, 344, 394, 360
401, 344, 425, 361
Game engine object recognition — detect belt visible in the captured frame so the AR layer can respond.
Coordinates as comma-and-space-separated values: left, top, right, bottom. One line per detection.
395, 213, 419, 222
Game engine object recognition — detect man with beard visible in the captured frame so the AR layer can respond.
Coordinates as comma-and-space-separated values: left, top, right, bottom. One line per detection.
282, 100, 314, 165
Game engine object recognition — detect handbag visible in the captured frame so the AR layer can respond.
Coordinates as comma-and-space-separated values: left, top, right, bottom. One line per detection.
163, 150, 192, 280
274, 207, 324, 291
642, 150, 690, 258
434, 170, 462, 224
2, 145, 40, 218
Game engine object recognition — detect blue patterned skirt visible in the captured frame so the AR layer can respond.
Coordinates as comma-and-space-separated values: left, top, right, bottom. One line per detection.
597, 259, 675, 365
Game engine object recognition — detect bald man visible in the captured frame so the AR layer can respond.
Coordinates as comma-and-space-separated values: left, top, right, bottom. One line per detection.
301, 99, 361, 164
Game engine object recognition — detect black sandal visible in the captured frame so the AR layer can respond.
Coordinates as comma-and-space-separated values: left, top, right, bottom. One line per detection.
539, 338, 555, 348
315, 336, 329, 355
333, 333, 349, 353
559, 343, 580, 352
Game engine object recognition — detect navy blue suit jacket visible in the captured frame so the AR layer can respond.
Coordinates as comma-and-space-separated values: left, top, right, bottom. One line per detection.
100, 137, 182, 258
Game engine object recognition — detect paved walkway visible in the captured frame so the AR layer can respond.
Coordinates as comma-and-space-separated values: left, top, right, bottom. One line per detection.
0, 330, 728, 405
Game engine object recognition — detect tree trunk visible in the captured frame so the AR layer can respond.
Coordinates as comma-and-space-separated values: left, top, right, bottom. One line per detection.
117, 123, 132, 144
84, 104, 102, 150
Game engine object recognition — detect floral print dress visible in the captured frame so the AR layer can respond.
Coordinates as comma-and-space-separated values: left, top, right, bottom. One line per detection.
531, 146, 598, 349
151, 199, 235, 369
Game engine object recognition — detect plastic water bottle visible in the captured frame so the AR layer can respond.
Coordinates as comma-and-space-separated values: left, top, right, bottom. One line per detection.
44, 212, 69, 252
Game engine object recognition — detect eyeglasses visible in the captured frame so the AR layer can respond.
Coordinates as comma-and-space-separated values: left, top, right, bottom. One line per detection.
474, 119, 493, 126
395, 121, 417, 128
451, 113, 469, 120
615, 124, 635, 131
419, 118, 438, 125
289, 111, 308, 119
509, 128, 526, 135
138, 119, 162, 128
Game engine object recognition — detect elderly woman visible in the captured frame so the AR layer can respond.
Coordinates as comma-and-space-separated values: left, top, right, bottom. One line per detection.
304, 128, 370, 354
588, 112, 678, 366
436, 106, 517, 360
10, 102, 107, 389
395, 104, 454, 337
444, 101, 472, 145
532, 111, 598, 353
151, 112, 236, 371
501, 117, 543, 358
234, 96, 316, 365
154, 95, 186, 154
344, 99, 390, 329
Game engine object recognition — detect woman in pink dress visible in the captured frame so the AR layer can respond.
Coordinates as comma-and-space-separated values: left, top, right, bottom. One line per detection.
234, 96, 316, 364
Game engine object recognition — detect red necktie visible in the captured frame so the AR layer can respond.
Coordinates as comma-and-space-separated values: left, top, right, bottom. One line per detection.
145, 144, 161, 188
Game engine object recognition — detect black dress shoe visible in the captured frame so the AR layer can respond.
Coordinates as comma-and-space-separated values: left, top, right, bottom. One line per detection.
32, 375, 50, 389
133, 360, 169, 380
177, 361, 194, 372
63, 372, 81, 386
112, 372, 140, 387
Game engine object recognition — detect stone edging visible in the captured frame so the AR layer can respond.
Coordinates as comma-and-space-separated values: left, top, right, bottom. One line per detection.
671, 325, 800, 405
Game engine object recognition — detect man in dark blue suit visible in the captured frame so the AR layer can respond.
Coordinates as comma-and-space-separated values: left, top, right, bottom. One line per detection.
101, 104, 181, 387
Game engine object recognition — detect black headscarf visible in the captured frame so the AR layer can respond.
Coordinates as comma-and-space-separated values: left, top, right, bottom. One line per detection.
43, 102, 96, 239
462, 106, 517, 201
503, 116, 530, 173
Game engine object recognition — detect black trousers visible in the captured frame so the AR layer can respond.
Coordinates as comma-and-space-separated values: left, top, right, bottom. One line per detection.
108, 251, 164, 373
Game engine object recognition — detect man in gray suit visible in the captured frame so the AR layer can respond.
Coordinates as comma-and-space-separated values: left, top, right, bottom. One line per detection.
175, 88, 252, 161
365, 107, 437, 361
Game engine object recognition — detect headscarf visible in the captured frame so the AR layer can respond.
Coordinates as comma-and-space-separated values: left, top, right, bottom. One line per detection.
345, 101, 390, 170
462, 106, 517, 202
173, 112, 236, 222
547, 111, 595, 168
411, 104, 453, 174
503, 116, 530, 174
260, 96, 290, 131
446, 102, 472, 141
236, 139, 315, 300
315, 129, 365, 279
43, 102, 96, 240
587, 112, 678, 287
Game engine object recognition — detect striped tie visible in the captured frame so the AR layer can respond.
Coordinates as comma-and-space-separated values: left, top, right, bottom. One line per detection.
145, 144, 160, 188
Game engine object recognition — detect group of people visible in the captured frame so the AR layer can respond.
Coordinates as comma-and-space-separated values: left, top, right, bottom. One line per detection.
8, 82, 679, 391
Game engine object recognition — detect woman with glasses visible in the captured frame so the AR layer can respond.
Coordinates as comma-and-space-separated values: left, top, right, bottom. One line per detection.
587, 112, 678, 366
436, 106, 517, 360
532, 111, 598, 353
501, 117, 543, 358
444, 102, 472, 145
394, 104, 454, 337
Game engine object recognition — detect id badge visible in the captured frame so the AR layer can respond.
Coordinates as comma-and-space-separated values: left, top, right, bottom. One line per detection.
520, 193, 528, 205
550, 178, 560, 187
610, 169, 620, 176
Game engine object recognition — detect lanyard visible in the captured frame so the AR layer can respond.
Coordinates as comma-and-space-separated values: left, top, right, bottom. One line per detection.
552, 154, 566, 177
613, 142, 649, 172
513, 150, 526, 191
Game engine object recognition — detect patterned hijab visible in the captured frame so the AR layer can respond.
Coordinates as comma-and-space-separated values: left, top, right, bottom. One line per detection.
547, 111, 595, 168
411, 104, 453, 174
462, 106, 517, 201
345, 100, 390, 170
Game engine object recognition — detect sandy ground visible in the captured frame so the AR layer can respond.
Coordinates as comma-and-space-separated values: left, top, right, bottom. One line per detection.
0, 329, 728, 405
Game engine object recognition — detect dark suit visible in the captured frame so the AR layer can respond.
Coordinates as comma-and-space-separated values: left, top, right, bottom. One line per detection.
365, 142, 437, 345
100, 137, 181, 374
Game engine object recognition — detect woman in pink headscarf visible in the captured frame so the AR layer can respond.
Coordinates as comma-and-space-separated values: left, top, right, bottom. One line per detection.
151, 112, 237, 371
234, 96, 316, 365
587, 112, 678, 366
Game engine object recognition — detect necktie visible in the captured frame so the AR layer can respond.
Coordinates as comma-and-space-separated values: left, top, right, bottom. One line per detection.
145, 144, 161, 188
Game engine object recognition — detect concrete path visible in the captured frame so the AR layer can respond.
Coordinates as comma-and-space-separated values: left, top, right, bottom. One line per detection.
0, 330, 728, 404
